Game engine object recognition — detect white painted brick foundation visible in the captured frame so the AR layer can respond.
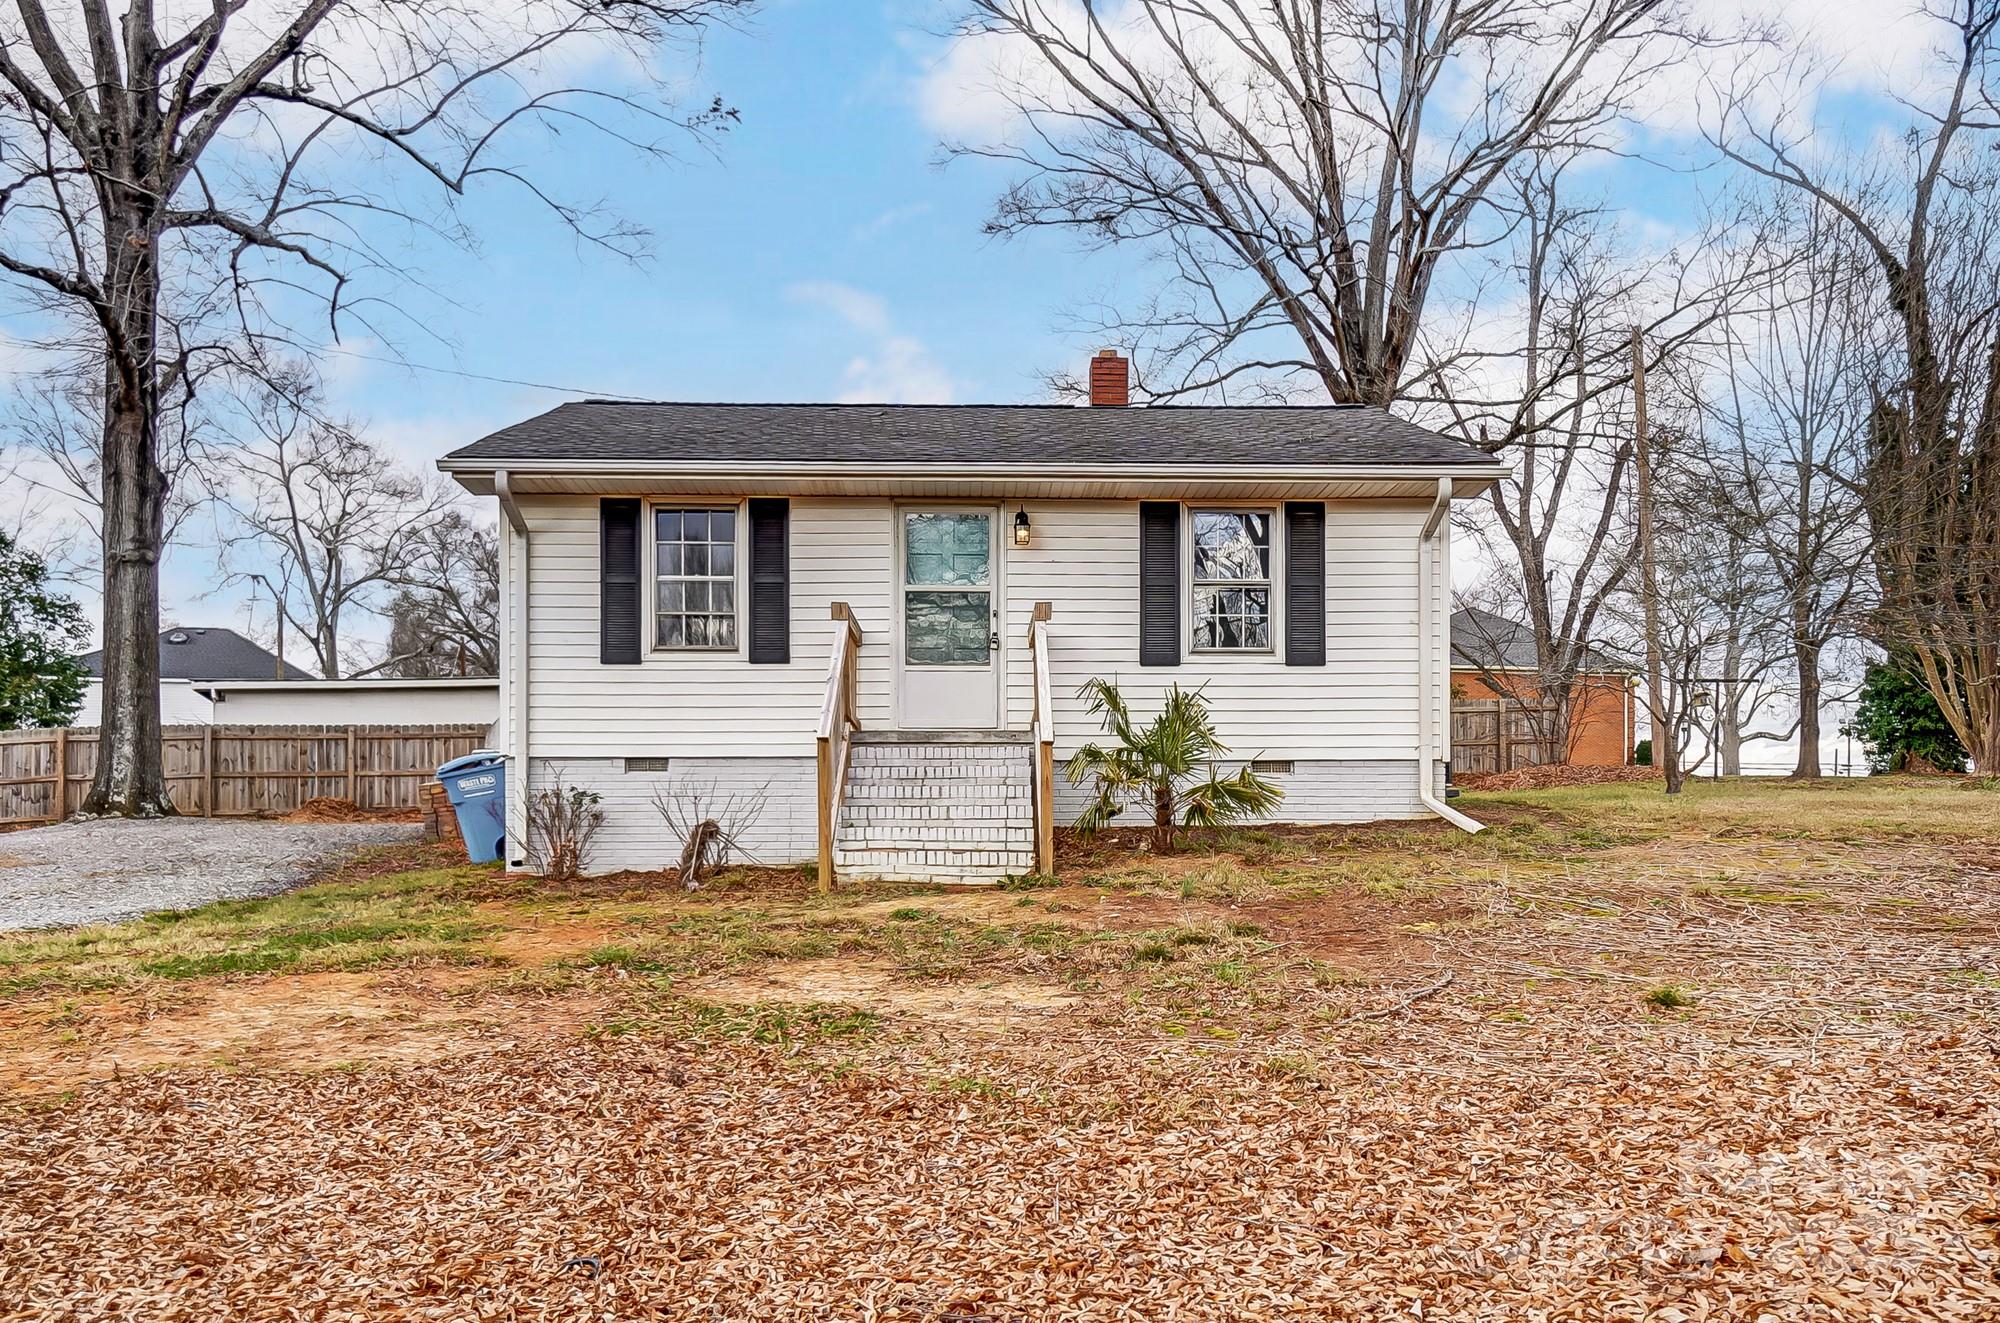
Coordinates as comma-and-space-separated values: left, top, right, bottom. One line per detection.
523, 752, 1443, 875
833, 734, 1038, 884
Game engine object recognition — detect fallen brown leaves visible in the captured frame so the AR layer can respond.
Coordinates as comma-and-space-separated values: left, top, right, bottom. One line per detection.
278, 797, 421, 824
1454, 764, 1664, 790
3, 793, 1999, 1320
2, 1020, 1994, 1322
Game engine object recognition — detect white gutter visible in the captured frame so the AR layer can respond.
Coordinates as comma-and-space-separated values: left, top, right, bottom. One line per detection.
1417, 475, 1484, 834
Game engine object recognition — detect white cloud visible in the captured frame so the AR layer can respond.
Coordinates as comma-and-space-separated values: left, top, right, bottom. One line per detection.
853, 202, 934, 241
786, 282, 959, 403
833, 336, 957, 405
786, 280, 893, 336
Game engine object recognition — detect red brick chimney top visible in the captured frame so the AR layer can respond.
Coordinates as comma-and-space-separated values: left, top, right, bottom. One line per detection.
1089, 349, 1129, 407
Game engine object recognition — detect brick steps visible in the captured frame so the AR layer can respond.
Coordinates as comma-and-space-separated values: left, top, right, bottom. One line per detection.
833, 734, 1037, 884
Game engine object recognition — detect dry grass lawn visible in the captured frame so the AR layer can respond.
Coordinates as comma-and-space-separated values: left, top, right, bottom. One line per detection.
1, 777, 1996, 1321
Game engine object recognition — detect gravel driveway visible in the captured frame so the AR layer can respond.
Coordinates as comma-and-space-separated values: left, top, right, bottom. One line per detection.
0, 818, 421, 931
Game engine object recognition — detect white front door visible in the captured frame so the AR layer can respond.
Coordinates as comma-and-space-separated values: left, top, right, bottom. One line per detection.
897, 508, 1001, 729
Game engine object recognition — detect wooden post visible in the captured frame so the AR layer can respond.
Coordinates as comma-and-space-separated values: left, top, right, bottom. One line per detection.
1497, 700, 1511, 774
202, 725, 214, 817
816, 735, 834, 894
1036, 740, 1055, 875
51, 727, 67, 822
346, 728, 358, 805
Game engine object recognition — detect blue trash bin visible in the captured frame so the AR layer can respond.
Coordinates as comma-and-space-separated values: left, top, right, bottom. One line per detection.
436, 750, 508, 864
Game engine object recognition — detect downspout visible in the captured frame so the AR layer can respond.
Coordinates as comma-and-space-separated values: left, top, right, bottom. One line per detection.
496, 470, 531, 868
1418, 476, 1485, 834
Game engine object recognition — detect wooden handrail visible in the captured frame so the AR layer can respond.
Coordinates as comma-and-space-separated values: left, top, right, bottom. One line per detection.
1027, 601, 1056, 876
816, 601, 865, 892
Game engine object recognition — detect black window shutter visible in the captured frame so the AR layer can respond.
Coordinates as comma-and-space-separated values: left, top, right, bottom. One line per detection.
599, 498, 642, 665
1285, 502, 1327, 666
747, 498, 790, 664
1139, 502, 1181, 666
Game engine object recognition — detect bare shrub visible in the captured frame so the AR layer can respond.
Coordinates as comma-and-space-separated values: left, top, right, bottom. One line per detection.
650, 778, 769, 888
526, 767, 605, 880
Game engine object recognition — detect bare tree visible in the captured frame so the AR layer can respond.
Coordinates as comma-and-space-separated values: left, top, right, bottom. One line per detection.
952, 0, 1694, 403
954, 3, 1772, 766
1667, 198, 1876, 775
380, 513, 500, 678
1709, 0, 2000, 771
214, 384, 455, 679
0, 0, 745, 814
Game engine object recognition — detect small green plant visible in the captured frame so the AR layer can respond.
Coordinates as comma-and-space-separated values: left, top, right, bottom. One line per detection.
887, 907, 932, 922
1130, 940, 1177, 964
1643, 984, 1696, 1009
1065, 679, 1284, 853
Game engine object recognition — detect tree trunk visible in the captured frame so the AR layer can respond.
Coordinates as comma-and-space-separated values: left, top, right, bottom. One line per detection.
81, 206, 174, 816
1790, 637, 1822, 779
1153, 780, 1174, 854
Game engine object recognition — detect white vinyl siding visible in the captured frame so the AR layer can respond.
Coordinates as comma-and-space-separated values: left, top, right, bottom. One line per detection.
521, 495, 892, 759
1001, 500, 1443, 761
512, 494, 1447, 766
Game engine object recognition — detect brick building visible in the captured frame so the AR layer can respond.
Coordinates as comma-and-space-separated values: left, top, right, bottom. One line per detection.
1450, 607, 1636, 769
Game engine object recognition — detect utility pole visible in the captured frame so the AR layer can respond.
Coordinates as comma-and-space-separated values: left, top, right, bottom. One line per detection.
1633, 326, 1682, 795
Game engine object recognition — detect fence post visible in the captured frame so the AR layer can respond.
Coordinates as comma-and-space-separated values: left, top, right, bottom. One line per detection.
346, 728, 358, 805
1497, 700, 1511, 773
203, 725, 215, 817
52, 727, 68, 822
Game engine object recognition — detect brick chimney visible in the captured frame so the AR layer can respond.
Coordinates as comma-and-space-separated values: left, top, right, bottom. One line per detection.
1089, 348, 1129, 406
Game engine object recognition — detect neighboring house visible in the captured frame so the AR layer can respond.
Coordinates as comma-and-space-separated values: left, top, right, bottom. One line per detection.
75, 626, 499, 737
1449, 606, 1635, 770
198, 678, 499, 741
75, 626, 310, 726
438, 352, 1508, 880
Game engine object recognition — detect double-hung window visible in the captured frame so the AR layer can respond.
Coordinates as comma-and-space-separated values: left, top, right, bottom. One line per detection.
655, 507, 737, 649
1191, 510, 1272, 650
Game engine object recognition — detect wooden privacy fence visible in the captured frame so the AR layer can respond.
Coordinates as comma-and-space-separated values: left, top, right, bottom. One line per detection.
1450, 700, 1558, 776
0, 724, 491, 826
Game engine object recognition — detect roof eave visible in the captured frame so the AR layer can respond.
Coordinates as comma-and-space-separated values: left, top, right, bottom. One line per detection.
440, 456, 1508, 501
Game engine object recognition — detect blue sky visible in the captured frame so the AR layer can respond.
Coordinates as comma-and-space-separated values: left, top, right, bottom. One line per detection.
325, 0, 1139, 463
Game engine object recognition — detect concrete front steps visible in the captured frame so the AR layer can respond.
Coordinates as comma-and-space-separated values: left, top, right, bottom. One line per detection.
832, 731, 1037, 884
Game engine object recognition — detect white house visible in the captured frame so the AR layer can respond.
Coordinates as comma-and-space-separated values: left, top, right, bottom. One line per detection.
439, 352, 1507, 881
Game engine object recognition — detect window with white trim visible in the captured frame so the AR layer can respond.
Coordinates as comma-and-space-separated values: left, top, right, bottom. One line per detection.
1191, 510, 1272, 650
654, 507, 737, 649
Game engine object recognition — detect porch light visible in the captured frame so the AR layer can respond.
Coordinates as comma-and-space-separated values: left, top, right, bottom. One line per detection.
1012, 507, 1032, 547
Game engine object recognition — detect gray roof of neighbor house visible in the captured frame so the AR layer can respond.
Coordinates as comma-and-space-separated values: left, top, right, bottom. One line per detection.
438, 401, 1501, 469
1450, 607, 1635, 675
79, 627, 312, 682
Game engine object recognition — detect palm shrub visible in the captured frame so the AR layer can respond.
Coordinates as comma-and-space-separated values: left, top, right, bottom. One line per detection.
1065, 678, 1284, 853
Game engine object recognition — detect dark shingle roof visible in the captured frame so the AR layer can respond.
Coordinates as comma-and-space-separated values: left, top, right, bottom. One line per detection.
440, 402, 1498, 469
1450, 607, 1634, 675
79, 627, 312, 682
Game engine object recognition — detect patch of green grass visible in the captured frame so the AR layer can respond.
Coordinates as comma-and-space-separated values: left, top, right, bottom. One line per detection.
570, 944, 667, 973
0, 866, 498, 994
1205, 959, 1249, 987
1687, 882, 1832, 905
887, 907, 933, 922
1130, 941, 1177, 965
1643, 984, 1697, 1010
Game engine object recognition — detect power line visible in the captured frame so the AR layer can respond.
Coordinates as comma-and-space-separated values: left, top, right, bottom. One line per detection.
320, 346, 654, 402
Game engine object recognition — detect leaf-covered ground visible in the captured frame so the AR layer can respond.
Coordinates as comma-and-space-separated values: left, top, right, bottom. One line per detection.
2, 778, 1997, 1320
